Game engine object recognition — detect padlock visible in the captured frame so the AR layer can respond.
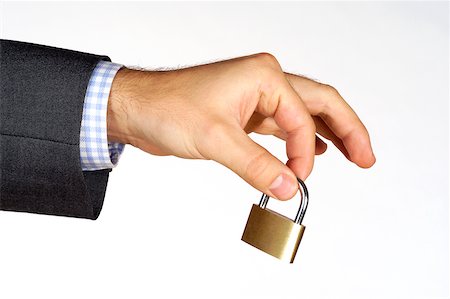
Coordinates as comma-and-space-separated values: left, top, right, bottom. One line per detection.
241, 178, 309, 263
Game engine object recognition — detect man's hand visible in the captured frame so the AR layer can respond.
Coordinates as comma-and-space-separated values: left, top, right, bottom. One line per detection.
107, 53, 375, 200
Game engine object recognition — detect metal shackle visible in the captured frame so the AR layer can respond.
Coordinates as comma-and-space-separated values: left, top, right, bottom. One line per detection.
258, 177, 309, 225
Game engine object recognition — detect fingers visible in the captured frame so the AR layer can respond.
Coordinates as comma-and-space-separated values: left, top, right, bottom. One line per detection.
207, 123, 299, 200
313, 116, 349, 160
245, 113, 288, 139
245, 113, 327, 155
256, 75, 316, 181
286, 73, 376, 168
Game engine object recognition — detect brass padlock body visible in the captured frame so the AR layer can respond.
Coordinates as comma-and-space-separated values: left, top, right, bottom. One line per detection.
242, 204, 305, 263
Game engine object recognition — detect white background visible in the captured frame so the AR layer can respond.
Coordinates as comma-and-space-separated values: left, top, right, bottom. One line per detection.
0, 2, 448, 298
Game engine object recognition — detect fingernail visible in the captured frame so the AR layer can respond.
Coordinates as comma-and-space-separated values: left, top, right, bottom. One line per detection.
269, 173, 297, 200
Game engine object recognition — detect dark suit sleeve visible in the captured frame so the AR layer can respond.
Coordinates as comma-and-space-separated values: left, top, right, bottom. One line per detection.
0, 39, 112, 219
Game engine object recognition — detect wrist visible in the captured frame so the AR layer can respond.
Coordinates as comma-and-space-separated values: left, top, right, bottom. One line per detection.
107, 67, 145, 145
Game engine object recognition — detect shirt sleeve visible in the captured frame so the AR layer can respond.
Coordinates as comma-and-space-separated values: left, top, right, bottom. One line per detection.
80, 61, 125, 171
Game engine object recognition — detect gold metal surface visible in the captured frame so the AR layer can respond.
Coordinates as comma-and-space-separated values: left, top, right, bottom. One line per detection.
242, 204, 305, 263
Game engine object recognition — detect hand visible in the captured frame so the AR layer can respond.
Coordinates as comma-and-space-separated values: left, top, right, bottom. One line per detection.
107, 53, 375, 200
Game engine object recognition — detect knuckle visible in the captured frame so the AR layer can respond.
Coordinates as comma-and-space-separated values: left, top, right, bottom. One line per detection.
250, 52, 281, 69
255, 52, 277, 62
321, 83, 340, 97
317, 83, 340, 116
241, 53, 283, 87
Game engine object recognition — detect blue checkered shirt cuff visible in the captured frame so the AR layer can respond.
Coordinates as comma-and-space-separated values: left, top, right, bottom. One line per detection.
80, 61, 125, 171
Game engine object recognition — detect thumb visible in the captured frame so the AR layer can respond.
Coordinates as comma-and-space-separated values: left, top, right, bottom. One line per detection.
209, 124, 299, 200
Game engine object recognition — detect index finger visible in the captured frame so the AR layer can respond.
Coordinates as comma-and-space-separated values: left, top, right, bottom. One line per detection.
256, 73, 317, 180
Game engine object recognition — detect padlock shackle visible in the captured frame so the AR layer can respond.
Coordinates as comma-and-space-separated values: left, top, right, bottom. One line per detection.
258, 177, 309, 225
294, 178, 309, 224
